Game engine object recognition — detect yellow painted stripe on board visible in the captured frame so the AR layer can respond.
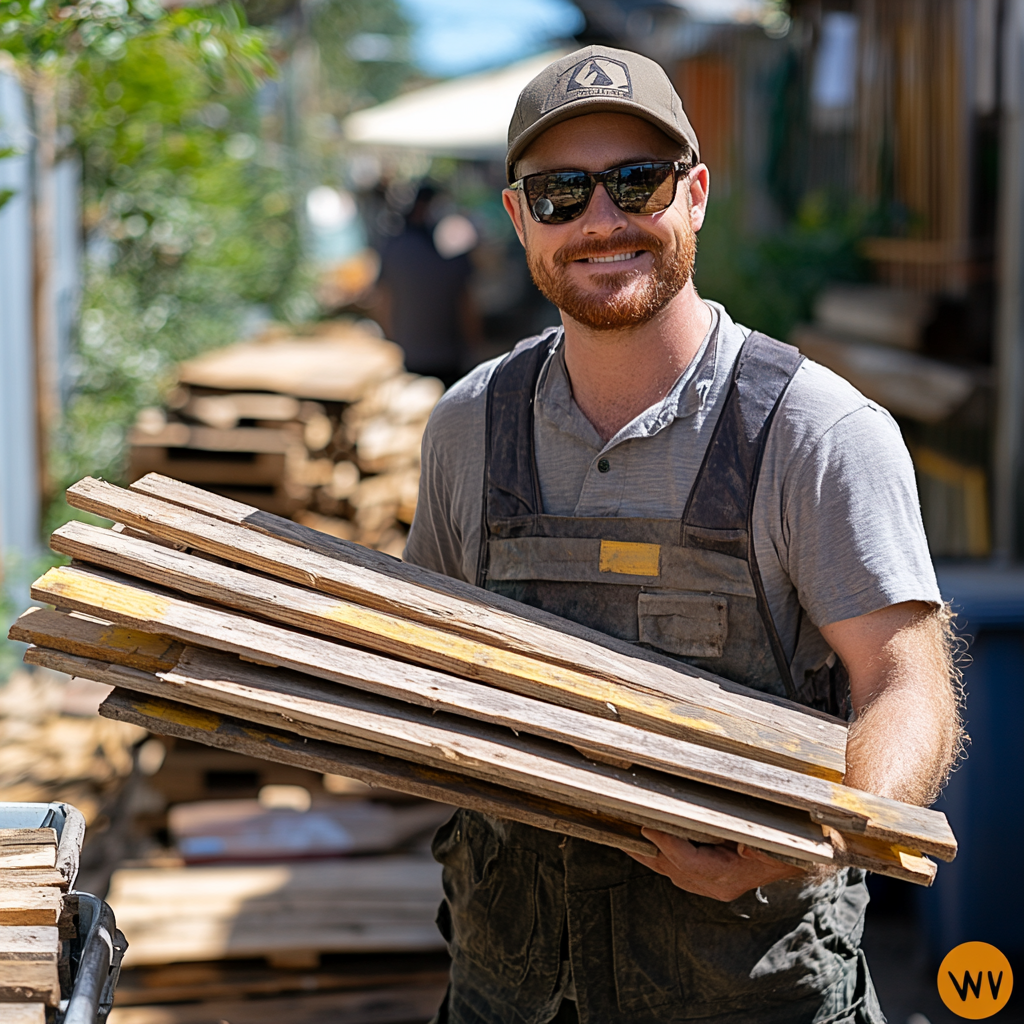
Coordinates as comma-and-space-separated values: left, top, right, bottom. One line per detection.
34, 566, 846, 780
598, 540, 660, 577
136, 697, 221, 732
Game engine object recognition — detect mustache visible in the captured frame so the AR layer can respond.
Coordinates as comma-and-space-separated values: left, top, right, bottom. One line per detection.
552, 228, 665, 266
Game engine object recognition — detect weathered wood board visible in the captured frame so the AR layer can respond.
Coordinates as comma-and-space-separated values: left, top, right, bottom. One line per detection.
0, 1005, 46, 1023
17, 568, 956, 860
98, 687, 661, 858
24, 640, 835, 864
0, 871, 67, 890
0, 890, 61, 928
0, 849, 56, 871
0, 926, 60, 1006
68, 476, 848, 780
106, 983, 448, 1024
95, 688, 936, 886
106, 857, 445, 965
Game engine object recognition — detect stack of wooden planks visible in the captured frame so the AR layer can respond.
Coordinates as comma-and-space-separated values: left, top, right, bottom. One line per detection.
0, 827, 67, 1019
128, 321, 443, 556
11, 474, 958, 890
106, 857, 445, 969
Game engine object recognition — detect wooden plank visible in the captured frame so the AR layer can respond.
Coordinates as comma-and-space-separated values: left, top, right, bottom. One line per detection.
129, 450, 287, 487
113, 958, 449, 1008
0, 926, 60, 1006
44, 517, 837, 780
0, 1005, 45, 1023
0, 849, 55, 871
107, 983, 447, 1024
11, 607, 185, 673
24, 642, 836, 864
0, 871, 66, 890
69, 476, 848, 781
106, 857, 445, 965
0, 891, 61, 928
99, 687, 938, 886
0, 831, 56, 848
98, 686, 660, 857
128, 426, 295, 454
19, 566, 956, 860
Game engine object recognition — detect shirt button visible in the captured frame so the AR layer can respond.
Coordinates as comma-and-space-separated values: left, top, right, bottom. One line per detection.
598, 458, 610, 473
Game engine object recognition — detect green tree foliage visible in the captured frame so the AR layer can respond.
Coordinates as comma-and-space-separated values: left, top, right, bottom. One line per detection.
309, 0, 412, 115
57, 15, 302, 496
0, 2, 307, 521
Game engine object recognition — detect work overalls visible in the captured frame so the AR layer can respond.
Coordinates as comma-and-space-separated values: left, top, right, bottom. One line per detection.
432, 329, 884, 1024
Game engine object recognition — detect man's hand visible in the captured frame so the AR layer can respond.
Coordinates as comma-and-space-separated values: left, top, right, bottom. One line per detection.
623, 829, 802, 901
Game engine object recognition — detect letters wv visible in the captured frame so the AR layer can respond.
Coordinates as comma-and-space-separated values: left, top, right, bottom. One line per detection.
947, 970, 1004, 1001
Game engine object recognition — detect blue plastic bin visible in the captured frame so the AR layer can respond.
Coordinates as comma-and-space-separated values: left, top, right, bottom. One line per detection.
918, 565, 1024, 963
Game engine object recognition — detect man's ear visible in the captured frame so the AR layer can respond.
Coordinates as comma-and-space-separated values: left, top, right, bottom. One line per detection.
688, 164, 710, 233
502, 189, 528, 249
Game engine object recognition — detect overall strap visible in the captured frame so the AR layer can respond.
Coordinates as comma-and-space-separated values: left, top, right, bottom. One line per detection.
477, 328, 561, 585
681, 331, 805, 699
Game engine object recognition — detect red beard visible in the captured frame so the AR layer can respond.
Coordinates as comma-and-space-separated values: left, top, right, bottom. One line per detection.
526, 220, 697, 331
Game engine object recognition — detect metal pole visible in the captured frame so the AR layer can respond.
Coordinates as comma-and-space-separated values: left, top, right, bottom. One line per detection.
993, 0, 1024, 560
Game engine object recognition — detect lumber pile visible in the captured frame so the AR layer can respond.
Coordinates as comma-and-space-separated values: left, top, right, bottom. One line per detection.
128, 321, 443, 557
92, 732, 452, 1021
0, 823, 74, 1015
11, 474, 958, 889
0, 669, 145, 826
107, 857, 445, 968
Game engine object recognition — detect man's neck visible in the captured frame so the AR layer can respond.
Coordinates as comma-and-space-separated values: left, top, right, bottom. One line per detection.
560, 282, 713, 443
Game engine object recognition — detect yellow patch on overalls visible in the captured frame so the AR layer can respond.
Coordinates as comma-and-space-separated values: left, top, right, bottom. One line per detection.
598, 540, 660, 576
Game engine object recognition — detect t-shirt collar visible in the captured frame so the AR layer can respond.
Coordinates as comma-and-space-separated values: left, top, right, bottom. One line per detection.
535, 302, 723, 449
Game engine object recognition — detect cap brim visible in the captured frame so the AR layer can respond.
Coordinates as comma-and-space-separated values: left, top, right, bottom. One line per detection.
506, 96, 699, 184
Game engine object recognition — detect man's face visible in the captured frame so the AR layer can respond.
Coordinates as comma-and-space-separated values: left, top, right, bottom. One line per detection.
503, 112, 709, 332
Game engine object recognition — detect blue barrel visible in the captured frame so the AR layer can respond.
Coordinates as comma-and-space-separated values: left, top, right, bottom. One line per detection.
917, 565, 1024, 962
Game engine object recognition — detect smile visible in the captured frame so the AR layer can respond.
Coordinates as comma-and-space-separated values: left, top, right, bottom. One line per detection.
584, 251, 642, 264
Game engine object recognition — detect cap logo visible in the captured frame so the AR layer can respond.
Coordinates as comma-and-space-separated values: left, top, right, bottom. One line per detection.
542, 56, 632, 112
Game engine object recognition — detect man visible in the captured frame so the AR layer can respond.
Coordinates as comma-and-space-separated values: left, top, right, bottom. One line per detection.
376, 185, 481, 388
405, 46, 961, 1024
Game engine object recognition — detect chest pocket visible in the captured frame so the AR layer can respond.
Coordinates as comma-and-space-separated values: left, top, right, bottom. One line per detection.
637, 591, 729, 659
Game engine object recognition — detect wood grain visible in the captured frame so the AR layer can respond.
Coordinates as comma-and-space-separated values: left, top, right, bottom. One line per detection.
69, 476, 848, 780
98, 687, 661, 858
0, 890, 61, 928
92, 664, 945, 884
0, 871, 67, 890
0, 926, 60, 1006
24, 640, 835, 864
107, 983, 447, 1024
20, 559, 956, 860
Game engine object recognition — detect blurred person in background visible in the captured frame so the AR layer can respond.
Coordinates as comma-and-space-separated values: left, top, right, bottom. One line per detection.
405, 46, 962, 1024
374, 185, 482, 388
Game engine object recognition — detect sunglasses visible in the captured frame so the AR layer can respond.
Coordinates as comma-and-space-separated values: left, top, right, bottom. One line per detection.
510, 160, 694, 225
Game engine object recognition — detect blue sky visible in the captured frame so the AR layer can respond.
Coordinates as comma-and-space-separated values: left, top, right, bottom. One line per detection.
397, 0, 584, 77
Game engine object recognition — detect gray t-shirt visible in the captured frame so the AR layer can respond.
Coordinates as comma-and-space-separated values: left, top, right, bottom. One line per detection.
404, 301, 941, 662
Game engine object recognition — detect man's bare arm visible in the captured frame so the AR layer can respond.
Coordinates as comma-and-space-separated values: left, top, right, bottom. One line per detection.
821, 599, 964, 806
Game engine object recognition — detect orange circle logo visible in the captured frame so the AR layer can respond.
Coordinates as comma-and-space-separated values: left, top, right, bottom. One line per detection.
937, 942, 1013, 1018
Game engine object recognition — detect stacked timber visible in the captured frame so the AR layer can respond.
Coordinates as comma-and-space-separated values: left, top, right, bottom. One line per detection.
128, 321, 444, 557
0, 670, 145, 825
97, 739, 452, 1022
0, 829, 62, 1017
0, 817, 83, 1019
10, 474, 958, 890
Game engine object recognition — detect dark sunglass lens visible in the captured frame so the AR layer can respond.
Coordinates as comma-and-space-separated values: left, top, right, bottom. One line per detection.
610, 163, 676, 214
527, 172, 591, 223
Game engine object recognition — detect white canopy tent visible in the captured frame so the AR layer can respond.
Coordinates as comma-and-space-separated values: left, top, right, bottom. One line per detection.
342, 51, 567, 161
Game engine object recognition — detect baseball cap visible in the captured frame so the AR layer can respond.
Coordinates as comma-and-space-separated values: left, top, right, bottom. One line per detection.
506, 45, 700, 184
